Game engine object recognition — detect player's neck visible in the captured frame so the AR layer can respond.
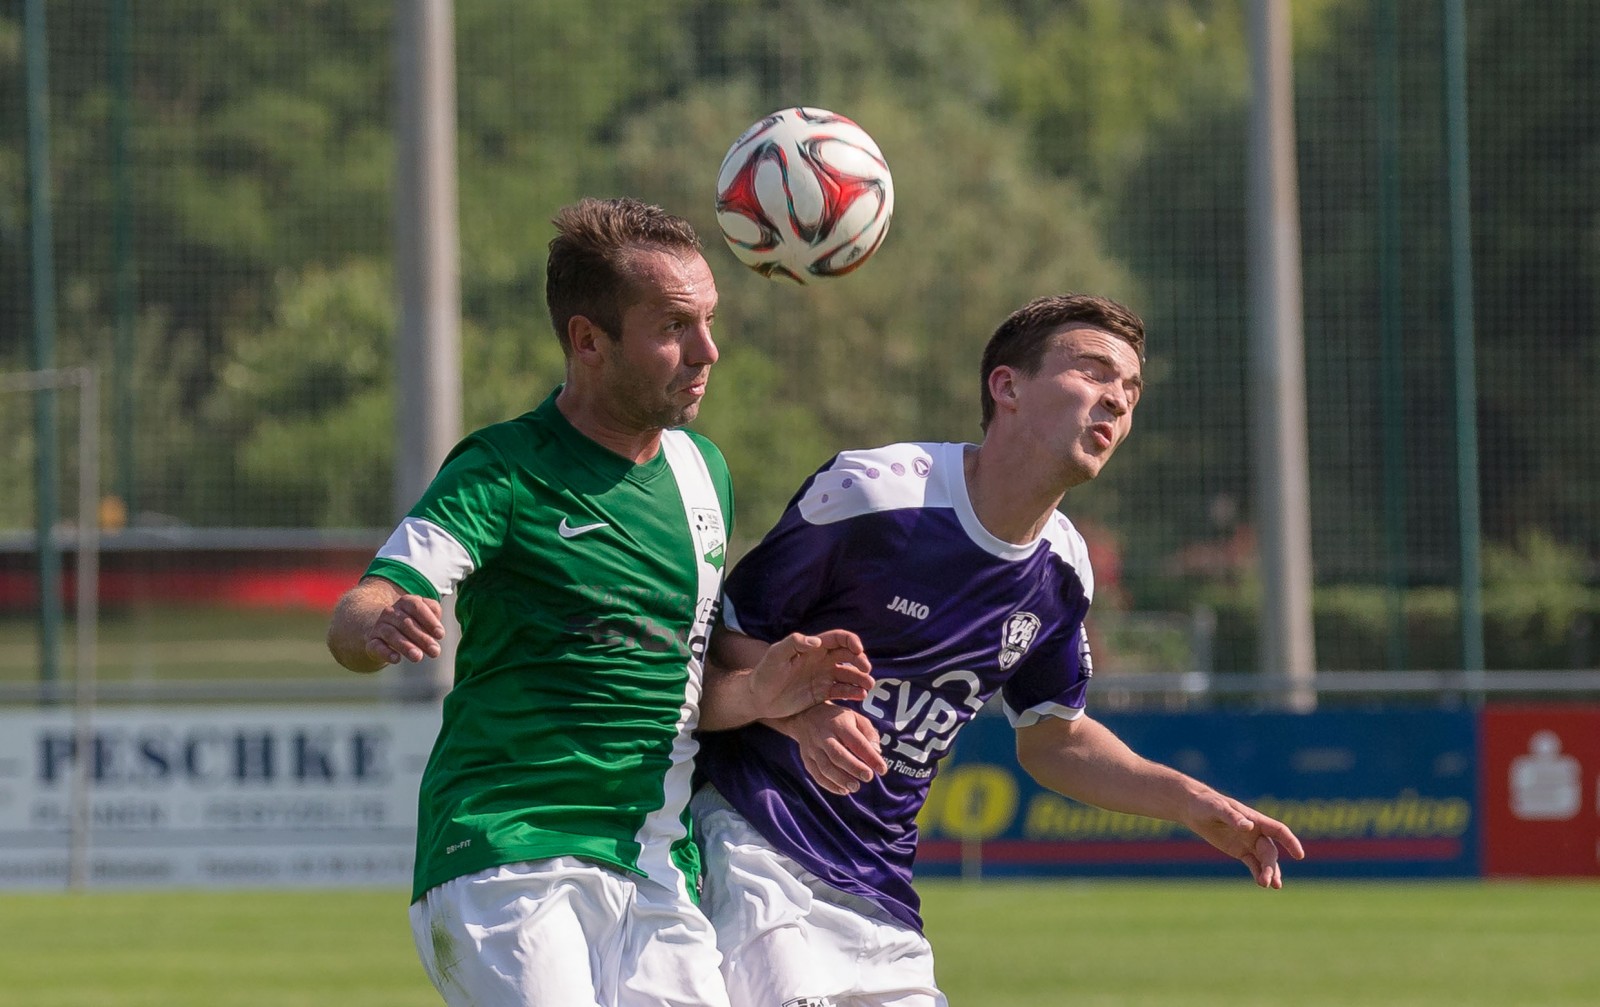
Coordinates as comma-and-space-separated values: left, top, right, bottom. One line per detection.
555, 385, 664, 465
963, 442, 1068, 545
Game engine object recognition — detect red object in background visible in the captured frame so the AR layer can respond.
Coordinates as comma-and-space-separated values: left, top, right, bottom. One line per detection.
1481, 705, 1600, 877
0, 545, 373, 613
0, 567, 360, 611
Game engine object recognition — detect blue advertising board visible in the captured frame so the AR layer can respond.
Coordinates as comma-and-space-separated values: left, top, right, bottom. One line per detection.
915, 709, 1478, 879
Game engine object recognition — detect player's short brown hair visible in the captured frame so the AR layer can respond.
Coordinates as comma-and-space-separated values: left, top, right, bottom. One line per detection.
979, 293, 1146, 430
545, 197, 703, 352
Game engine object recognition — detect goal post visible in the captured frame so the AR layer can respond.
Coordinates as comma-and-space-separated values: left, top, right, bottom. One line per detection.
0, 367, 99, 889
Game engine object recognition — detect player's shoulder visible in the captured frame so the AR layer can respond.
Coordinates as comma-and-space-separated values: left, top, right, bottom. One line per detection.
469, 410, 548, 452
443, 412, 557, 474
795, 441, 956, 525
432, 415, 525, 470
1039, 510, 1095, 599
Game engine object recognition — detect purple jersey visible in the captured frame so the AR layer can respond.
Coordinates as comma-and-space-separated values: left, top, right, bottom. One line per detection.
695, 442, 1095, 931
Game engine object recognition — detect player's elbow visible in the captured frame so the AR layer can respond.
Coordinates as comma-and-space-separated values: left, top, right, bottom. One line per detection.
326, 626, 379, 674
326, 595, 382, 674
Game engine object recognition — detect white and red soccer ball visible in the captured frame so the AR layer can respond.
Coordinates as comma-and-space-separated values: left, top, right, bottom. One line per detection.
714, 107, 894, 283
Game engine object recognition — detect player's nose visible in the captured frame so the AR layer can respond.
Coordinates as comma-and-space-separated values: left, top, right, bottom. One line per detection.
1100, 383, 1129, 416
686, 324, 718, 367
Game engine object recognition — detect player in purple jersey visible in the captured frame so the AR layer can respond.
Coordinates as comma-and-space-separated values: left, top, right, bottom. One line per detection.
693, 293, 1305, 1007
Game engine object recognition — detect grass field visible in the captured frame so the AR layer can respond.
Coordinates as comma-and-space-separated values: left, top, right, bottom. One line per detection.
2, 879, 1595, 1006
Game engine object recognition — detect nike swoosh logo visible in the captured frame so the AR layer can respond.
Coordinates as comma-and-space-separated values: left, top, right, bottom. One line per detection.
557, 518, 609, 539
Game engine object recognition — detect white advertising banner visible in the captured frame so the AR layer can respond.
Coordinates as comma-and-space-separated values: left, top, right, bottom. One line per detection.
0, 704, 441, 889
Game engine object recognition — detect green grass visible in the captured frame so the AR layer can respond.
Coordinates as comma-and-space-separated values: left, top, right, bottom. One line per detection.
1, 880, 1595, 1006
923, 879, 1600, 1006
0, 889, 432, 1007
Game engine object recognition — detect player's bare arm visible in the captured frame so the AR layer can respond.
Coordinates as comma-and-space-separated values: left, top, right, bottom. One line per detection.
699, 625, 874, 731
1016, 713, 1306, 888
326, 575, 445, 673
765, 703, 888, 795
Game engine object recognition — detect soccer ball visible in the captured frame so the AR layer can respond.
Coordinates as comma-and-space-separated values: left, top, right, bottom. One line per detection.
714, 107, 894, 284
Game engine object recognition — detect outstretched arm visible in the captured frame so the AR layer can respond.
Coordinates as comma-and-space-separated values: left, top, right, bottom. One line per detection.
699, 624, 874, 731
1016, 713, 1306, 888
327, 576, 445, 673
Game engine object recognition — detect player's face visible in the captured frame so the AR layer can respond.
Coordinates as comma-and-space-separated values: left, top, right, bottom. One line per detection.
1012, 324, 1143, 484
600, 248, 720, 431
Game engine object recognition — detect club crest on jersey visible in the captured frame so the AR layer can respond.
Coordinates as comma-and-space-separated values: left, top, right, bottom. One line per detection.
690, 507, 726, 568
999, 611, 1042, 670
782, 998, 837, 1007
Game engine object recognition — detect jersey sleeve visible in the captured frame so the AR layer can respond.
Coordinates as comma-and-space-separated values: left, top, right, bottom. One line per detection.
998, 518, 1097, 727
999, 622, 1093, 727
364, 433, 513, 600
720, 460, 844, 642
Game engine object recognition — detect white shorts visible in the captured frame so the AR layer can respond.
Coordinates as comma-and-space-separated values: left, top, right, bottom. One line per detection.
408, 856, 730, 1007
692, 787, 947, 1007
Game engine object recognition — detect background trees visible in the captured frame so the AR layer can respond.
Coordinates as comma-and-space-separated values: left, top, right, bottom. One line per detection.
2, 0, 1594, 669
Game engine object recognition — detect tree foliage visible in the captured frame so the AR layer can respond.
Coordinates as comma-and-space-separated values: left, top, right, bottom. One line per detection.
1, 0, 1594, 662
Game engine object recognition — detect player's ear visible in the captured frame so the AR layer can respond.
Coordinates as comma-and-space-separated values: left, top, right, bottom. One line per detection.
987, 365, 1020, 417
567, 315, 608, 365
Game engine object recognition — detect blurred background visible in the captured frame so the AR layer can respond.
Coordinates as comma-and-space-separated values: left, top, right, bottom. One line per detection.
1, 0, 1596, 698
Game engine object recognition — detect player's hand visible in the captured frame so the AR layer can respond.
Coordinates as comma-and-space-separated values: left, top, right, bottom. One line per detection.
745, 629, 874, 722
768, 703, 888, 796
1183, 791, 1306, 889
365, 594, 446, 665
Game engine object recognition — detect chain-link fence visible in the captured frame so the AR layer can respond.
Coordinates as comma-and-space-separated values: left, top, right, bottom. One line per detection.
2, 1, 1596, 694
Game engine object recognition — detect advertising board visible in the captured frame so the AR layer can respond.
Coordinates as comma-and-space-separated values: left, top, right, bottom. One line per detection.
916, 709, 1479, 878
0, 705, 440, 888
1480, 704, 1600, 877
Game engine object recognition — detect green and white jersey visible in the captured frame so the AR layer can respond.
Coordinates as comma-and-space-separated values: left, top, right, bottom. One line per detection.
365, 390, 733, 904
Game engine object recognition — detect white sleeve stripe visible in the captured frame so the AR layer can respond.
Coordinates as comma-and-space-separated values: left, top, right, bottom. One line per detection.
376, 517, 475, 597
1002, 698, 1086, 729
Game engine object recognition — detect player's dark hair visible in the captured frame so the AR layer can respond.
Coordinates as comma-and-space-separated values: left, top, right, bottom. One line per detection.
545, 197, 703, 352
979, 293, 1147, 430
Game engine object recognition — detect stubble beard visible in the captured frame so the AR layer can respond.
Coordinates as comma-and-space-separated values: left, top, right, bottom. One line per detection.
603, 362, 702, 432
626, 388, 700, 431
664, 401, 699, 428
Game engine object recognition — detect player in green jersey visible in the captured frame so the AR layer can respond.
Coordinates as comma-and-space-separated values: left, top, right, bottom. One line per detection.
328, 197, 872, 1007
